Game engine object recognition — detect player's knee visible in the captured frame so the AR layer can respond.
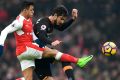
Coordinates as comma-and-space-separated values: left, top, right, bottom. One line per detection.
43, 76, 54, 80
25, 77, 32, 80
24, 73, 33, 80
23, 67, 33, 80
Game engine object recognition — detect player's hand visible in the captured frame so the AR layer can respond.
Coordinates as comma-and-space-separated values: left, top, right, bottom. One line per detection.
51, 40, 62, 46
72, 9, 78, 20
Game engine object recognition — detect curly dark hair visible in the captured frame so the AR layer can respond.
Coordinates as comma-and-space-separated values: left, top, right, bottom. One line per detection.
21, 1, 34, 11
51, 5, 68, 17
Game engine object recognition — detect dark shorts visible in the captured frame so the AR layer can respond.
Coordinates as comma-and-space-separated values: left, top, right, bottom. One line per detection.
34, 58, 55, 80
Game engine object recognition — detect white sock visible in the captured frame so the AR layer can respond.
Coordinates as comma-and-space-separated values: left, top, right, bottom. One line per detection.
55, 52, 63, 60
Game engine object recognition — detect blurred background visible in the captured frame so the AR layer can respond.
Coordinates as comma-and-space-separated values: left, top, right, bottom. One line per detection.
0, 0, 120, 80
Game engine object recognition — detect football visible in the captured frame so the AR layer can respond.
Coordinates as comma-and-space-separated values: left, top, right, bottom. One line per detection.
102, 42, 117, 56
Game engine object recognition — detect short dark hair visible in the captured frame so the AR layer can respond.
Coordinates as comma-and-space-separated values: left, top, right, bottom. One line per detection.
21, 1, 34, 11
51, 5, 68, 16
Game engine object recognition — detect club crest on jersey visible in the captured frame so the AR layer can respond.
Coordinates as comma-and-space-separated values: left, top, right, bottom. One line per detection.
41, 25, 46, 30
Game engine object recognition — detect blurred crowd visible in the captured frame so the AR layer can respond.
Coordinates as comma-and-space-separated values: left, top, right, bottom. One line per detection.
0, 0, 120, 80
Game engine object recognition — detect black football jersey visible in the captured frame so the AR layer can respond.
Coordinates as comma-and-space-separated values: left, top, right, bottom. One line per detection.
33, 17, 74, 45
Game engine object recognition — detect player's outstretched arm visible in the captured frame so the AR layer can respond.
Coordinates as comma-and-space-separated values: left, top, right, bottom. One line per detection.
55, 9, 78, 31
0, 20, 22, 56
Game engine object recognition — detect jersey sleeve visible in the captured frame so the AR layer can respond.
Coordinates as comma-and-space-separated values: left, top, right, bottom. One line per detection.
55, 18, 74, 31
34, 19, 52, 45
0, 20, 23, 45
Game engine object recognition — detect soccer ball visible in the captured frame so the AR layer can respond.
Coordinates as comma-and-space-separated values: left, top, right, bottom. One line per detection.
102, 42, 117, 56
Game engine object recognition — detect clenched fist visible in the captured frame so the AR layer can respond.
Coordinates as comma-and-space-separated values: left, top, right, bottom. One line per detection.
72, 9, 78, 20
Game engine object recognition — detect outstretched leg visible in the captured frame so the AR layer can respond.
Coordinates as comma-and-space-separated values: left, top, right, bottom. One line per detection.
43, 47, 93, 68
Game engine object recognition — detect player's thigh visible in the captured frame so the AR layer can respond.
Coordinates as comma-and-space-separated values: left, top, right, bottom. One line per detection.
19, 59, 35, 72
22, 66, 34, 80
17, 46, 43, 61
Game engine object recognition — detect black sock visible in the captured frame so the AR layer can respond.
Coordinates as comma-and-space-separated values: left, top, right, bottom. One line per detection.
62, 62, 75, 80
65, 69, 75, 80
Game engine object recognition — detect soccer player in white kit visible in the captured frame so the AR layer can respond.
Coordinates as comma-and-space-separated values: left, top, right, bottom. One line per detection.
0, 1, 93, 80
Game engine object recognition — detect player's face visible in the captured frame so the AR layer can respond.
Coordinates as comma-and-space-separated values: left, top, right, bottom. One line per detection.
56, 16, 66, 25
26, 5, 34, 18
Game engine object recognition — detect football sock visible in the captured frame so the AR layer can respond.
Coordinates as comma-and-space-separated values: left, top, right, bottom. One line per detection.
60, 54, 78, 63
62, 62, 75, 80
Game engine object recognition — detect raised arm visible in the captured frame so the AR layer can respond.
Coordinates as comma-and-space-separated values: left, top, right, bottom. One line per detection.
0, 20, 23, 45
55, 18, 74, 31
0, 20, 23, 56
55, 9, 78, 31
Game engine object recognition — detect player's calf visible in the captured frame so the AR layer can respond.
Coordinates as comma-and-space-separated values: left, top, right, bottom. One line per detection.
43, 47, 58, 57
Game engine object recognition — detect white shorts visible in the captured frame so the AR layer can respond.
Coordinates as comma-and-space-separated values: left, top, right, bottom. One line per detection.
17, 46, 43, 71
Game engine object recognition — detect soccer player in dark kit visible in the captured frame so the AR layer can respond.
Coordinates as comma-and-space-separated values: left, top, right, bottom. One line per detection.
33, 5, 92, 80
